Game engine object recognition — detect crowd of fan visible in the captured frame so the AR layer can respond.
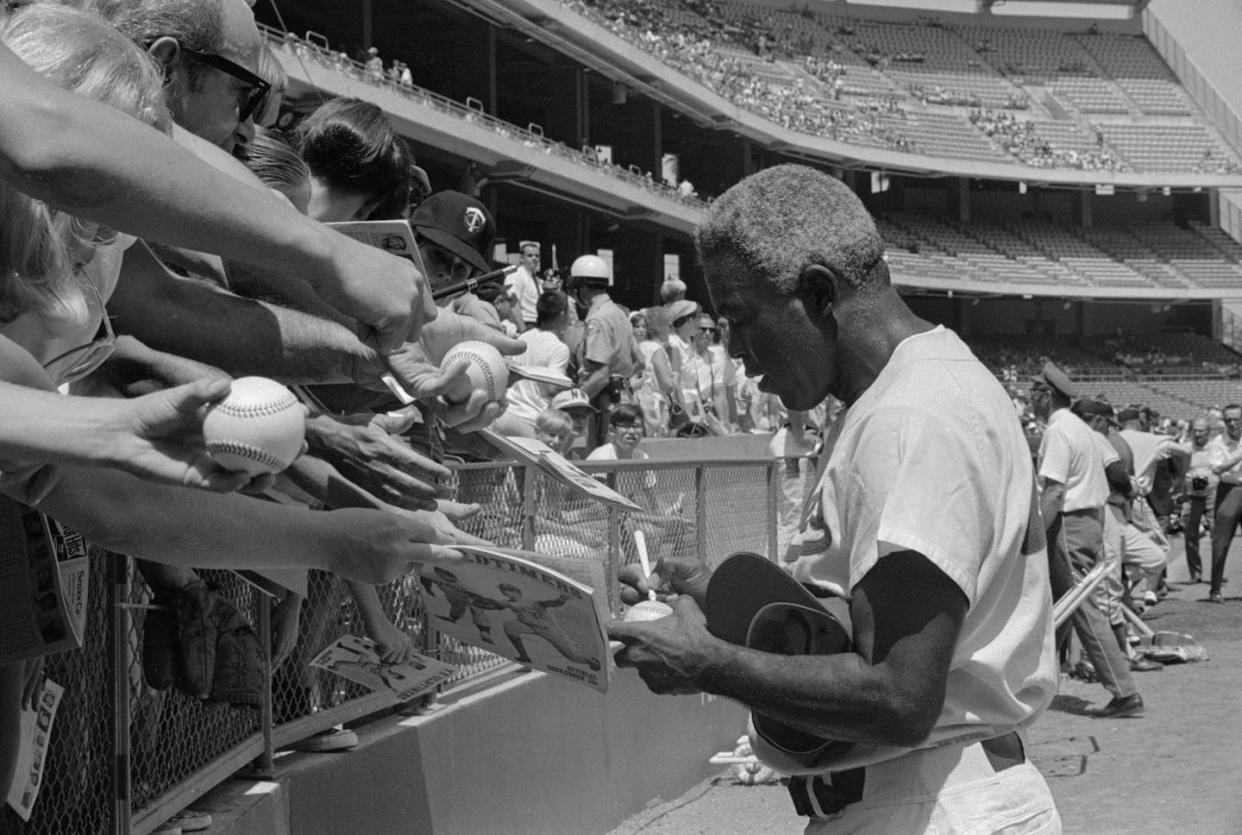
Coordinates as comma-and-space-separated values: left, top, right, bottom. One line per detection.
0, 2, 771, 832
970, 109, 1125, 171
276, 30, 705, 207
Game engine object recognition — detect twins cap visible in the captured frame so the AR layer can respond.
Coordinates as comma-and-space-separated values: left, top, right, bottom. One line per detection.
409, 190, 495, 274
1032, 361, 1076, 400
551, 388, 596, 412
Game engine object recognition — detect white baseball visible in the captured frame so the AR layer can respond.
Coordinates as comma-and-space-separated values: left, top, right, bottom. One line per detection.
439, 340, 509, 403
623, 600, 674, 622
202, 377, 305, 476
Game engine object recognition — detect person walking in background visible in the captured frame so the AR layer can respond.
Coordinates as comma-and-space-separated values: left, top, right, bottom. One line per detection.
1183, 416, 1215, 583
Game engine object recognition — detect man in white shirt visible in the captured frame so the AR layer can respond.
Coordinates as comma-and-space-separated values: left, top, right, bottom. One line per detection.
1208, 403, 1242, 603
504, 241, 542, 331
494, 292, 571, 437
1032, 363, 1143, 716
609, 166, 1059, 833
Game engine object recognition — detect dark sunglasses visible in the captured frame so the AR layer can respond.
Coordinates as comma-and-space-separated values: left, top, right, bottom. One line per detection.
699, 326, 717, 333
179, 48, 271, 124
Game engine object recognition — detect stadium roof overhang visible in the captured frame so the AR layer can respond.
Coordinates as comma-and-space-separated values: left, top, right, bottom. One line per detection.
458, 0, 1240, 190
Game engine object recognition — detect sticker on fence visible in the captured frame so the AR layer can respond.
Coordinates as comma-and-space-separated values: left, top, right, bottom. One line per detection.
310, 635, 457, 702
0, 498, 89, 663
6, 679, 64, 821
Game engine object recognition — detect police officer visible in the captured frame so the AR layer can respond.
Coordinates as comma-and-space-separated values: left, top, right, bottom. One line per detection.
566, 254, 635, 446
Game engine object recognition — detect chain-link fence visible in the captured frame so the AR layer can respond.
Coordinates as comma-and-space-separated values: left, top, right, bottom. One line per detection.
2, 456, 812, 834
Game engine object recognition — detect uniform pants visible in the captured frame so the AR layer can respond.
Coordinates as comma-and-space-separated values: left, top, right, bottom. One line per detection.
804, 732, 1060, 834
1048, 508, 1137, 699
1210, 482, 1242, 595
1184, 496, 1207, 580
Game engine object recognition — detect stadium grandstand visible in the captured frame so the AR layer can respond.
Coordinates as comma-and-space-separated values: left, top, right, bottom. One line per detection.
255, 0, 1242, 424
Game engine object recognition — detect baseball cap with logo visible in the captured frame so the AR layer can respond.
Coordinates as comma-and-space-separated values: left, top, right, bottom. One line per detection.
551, 388, 597, 413
409, 190, 495, 274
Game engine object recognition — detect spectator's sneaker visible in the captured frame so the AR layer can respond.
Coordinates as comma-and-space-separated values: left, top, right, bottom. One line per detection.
1143, 591, 1159, 607
288, 727, 358, 753
155, 809, 212, 832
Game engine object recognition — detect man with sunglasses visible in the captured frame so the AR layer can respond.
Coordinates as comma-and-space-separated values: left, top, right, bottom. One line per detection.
610, 166, 1060, 833
112, 0, 268, 154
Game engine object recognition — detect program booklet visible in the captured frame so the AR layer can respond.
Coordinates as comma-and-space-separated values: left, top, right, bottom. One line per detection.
310, 634, 457, 702
6, 679, 64, 821
478, 429, 643, 513
0, 498, 90, 664
416, 545, 612, 692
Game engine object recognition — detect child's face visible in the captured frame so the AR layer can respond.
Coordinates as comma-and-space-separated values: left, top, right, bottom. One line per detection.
537, 427, 571, 452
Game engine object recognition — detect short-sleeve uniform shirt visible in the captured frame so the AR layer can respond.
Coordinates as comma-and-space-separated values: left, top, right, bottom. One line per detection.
1038, 409, 1109, 512
582, 295, 634, 379
775, 327, 1056, 772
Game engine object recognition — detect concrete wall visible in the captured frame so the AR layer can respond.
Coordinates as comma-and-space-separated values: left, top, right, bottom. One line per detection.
222, 668, 746, 835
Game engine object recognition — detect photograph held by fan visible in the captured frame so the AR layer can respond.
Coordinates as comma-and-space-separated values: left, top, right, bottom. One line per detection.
608, 166, 1061, 834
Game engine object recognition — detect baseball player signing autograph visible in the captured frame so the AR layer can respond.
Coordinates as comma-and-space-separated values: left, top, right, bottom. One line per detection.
607, 166, 1060, 834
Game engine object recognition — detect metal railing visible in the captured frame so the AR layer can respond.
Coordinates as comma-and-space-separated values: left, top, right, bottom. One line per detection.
260, 24, 708, 210
0, 455, 815, 835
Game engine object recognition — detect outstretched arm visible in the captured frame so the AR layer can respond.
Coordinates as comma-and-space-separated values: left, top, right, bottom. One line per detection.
0, 42, 431, 351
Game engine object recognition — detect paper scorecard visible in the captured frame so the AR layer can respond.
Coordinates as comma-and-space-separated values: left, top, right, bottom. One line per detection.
310, 634, 457, 702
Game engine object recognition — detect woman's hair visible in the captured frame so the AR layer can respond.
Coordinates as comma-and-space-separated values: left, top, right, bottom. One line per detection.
535, 408, 573, 438
640, 306, 669, 340
253, 42, 286, 127
243, 126, 311, 204
292, 97, 413, 220
0, 4, 169, 324
659, 277, 686, 304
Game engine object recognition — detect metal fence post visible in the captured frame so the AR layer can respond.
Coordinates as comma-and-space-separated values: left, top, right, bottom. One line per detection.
521, 463, 536, 552
111, 554, 132, 835
767, 459, 780, 562
695, 464, 707, 565
254, 600, 275, 779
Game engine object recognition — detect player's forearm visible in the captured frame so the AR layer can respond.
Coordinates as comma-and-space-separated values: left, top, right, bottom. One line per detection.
697, 642, 941, 747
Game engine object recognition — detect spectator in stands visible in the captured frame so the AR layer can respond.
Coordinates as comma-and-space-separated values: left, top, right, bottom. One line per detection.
1032, 362, 1144, 716
477, 284, 518, 336
631, 308, 676, 437
495, 291, 572, 438
549, 388, 596, 459
364, 45, 383, 82
1207, 403, 1242, 603
1183, 416, 1215, 584
676, 313, 729, 434
505, 242, 543, 331
659, 276, 687, 305
243, 126, 312, 214
105, 0, 267, 155
768, 410, 819, 563
292, 97, 414, 224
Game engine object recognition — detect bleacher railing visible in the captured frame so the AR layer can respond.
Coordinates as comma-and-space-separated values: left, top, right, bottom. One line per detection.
260, 24, 708, 211
1, 455, 813, 835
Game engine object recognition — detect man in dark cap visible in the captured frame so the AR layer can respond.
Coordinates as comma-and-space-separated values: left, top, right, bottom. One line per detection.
1032, 364, 1145, 716
411, 190, 504, 329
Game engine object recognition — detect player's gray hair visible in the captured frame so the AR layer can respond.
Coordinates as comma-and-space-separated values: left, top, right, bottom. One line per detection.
695, 165, 886, 295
